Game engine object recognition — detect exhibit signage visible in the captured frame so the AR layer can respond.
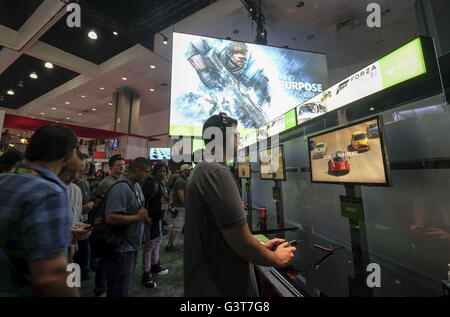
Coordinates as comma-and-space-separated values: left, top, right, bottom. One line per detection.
170, 32, 328, 136
296, 37, 426, 125
340, 196, 365, 221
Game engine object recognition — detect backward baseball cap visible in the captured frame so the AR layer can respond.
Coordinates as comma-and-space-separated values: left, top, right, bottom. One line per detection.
202, 113, 238, 145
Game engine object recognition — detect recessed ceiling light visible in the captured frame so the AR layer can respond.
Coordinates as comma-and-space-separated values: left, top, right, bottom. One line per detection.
108, 102, 113, 106
370, 107, 375, 111
66, 117, 70, 120
81, 95, 86, 98
150, 65, 156, 69
40, 112, 45, 115
88, 30, 98, 40
92, 108, 96, 111
51, 107, 56, 110
45, 62, 53, 69
65, 101, 70, 105
121, 77, 127, 81
78, 113, 83, 116
7, 89, 14, 95
149, 89, 155, 92
113, 31, 118, 36
29, 72, 38, 79
100, 87, 105, 90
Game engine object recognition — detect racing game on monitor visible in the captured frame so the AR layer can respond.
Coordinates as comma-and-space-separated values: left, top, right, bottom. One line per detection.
308, 117, 389, 185
170, 32, 328, 136
260, 145, 286, 181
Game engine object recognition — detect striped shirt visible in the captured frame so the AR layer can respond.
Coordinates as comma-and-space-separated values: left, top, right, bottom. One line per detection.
0, 164, 72, 297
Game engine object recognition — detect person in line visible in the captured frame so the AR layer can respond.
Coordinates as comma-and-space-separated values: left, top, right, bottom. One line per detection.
141, 164, 170, 288
58, 150, 92, 262
184, 113, 296, 297
0, 150, 24, 174
103, 157, 152, 297
0, 124, 80, 297
166, 164, 192, 251
72, 158, 96, 280
92, 154, 125, 296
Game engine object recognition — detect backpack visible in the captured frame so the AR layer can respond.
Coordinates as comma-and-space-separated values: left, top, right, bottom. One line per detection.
89, 180, 140, 253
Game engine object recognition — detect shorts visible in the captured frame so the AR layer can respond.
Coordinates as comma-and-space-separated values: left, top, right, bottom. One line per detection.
172, 207, 185, 232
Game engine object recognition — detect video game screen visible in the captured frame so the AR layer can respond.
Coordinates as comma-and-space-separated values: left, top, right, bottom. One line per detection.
260, 145, 286, 181
308, 117, 389, 185
170, 32, 328, 136
150, 148, 171, 161
238, 156, 251, 179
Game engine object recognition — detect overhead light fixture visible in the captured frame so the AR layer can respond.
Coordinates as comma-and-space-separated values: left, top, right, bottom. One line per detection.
149, 88, 155, 92
29, 72, 38, 79
45, 62, 53, 69
121, 77, 127, 81
92, 108, 96, 111
81, 95, 86, 98
65, 101, 70, 105
108, 102, 113, 106
51, 107, 56, 110
78, 113, 83, 116
100, 87, 105, 90
40, 112, 45, 115
150, 65, 156, 69
160, 33, 168, 45
66, 117, 70, 120
370, 107, 375, 111
7, 89, 14, 95
88, 30, 98, 40
113, 31, 118, 36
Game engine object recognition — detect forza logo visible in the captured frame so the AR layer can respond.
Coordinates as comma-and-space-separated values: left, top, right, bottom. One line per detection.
336, 65, 378, 95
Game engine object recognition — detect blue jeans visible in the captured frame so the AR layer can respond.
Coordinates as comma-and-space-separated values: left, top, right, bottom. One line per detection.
106, 251, 138, 297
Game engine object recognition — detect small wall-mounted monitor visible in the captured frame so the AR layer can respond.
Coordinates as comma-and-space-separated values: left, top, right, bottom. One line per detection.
238, 156, 251, 179
308, 116, 390, 186
260, 145, 286, 181
150, 148, 171, 161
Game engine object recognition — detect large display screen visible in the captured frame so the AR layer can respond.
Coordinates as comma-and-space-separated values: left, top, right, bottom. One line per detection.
297, 38, 426, 125
170, 32, 328, 136
308, 117, 390, 185
150, 148, 171, 160
260, 145, 286, 181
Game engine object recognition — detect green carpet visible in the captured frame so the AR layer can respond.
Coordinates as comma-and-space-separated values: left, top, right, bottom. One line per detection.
80, 227, 184, 297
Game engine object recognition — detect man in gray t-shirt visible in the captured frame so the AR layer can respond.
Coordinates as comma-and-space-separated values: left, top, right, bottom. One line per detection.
184, 113, 296, 297
102, 158, 151, 297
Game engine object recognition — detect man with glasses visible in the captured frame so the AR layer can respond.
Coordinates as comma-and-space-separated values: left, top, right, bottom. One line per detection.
58, 150, 91, 262
103, 157, 152, 297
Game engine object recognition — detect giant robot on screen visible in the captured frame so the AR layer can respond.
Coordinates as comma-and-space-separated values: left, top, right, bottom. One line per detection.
170, 33, 328, 136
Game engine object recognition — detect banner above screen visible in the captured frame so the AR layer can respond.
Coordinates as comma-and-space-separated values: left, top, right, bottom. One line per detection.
296, 37, 426, 125
169, 32, 328, 137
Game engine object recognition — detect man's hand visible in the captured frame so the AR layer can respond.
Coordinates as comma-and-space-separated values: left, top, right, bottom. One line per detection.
273, 242, 296, 268
71, 225, 91, 241
136, 208, 148, 221
145, 216, 152, 225
264, 238, 286, 251
82, 201, 95, 214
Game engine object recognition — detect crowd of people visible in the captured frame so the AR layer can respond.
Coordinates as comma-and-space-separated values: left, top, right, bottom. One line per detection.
0, 125, 188, 297
0, 112, 296, 298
